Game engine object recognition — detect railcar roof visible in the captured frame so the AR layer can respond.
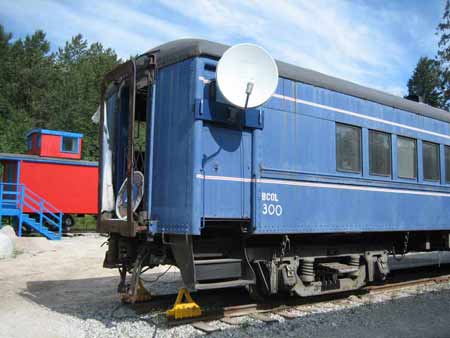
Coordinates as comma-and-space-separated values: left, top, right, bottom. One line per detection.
145, 39, 450, 124
0, 153, 98, 167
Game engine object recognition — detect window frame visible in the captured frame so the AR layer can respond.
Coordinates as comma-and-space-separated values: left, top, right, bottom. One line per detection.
368, 129, 392, 177
60, 136, 79, 154
422, 141, 440, 182
397, 136, 417, 180
335, 123, 362, 174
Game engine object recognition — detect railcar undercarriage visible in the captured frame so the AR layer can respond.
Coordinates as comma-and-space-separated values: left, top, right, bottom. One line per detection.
102, 223, 450, 302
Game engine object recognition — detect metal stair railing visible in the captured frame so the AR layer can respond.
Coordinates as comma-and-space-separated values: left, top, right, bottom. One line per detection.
0, 182, 63, 239
0, 182, 21, 209
21, 185, 63, 239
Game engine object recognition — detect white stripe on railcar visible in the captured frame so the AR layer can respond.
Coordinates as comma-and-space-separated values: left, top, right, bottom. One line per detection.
197, 76, 450, 141
272, 93, 450, 141
196, 174, 450, 197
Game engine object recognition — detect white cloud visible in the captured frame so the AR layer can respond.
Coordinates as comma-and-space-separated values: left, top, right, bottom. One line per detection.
0, 0, 441, 96
156, 0, 414, 94
0, 0, 184, 57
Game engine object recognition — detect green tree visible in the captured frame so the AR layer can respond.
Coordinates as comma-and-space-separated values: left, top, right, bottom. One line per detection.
0, 26, 119, 159
0, 26, 56, 154
52, 34, 119, 160
405, 57, 442, 108
437, 0, 450, 109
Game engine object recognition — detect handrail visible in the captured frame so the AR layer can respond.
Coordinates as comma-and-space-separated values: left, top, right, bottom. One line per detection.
24, 186, 60, 213
25, 186, 55, 208
23, 197, 60, 223
21, 186, 59, 214
0, 182, 62, 239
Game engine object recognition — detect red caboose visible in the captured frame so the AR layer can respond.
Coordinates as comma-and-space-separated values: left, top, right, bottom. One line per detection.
0, 129, 98, 238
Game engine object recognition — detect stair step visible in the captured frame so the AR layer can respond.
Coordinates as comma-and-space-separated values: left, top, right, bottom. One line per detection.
1, 183, 62, 240
194, 258, 242, 282
21, 216, 59, 239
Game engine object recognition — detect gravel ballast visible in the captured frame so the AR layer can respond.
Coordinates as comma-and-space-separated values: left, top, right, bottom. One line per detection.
1, 235, 450, 338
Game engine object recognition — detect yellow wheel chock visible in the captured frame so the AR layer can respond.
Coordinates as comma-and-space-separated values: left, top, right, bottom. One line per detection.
166, 287, 202, 320
120, 279, 152, 303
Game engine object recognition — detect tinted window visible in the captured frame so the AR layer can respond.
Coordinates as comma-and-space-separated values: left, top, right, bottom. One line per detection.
397, 137, 417, 179
336, 124, 361, 173
423, 141, 440, 181
62, 136, 77, 152
446, 146, 450, 183
369, 130, 391, 176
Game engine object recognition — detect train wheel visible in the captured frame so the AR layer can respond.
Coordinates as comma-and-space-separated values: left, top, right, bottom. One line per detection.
62, 215, 74, 232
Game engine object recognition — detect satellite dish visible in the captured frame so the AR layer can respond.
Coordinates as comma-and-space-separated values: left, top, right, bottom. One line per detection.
115, 171, 144, 220
216, 43, 278, 109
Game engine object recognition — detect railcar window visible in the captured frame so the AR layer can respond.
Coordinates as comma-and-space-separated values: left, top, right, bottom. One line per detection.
446, 146, 450, 183
61, 136, 78, 153
336, 124, 361, 173
369, 130, 391, 176
423, 141, 440, 181
397, 137, 417, 179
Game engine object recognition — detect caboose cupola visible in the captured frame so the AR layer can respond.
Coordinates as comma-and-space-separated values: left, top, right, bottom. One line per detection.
26, 129, 83, 160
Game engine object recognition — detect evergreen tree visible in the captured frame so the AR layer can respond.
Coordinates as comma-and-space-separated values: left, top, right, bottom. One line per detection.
405, 57, 442, 108
0, 26, 119, 159
0, 27, 56, 154
437, 0, 450, 109
52, 34, 118, 159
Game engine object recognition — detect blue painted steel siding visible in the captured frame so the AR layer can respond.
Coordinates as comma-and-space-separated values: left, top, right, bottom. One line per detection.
149, 56, 450, 235
255, 181, 450, 233
151, 59, 197, 233
253, 77, 450, 233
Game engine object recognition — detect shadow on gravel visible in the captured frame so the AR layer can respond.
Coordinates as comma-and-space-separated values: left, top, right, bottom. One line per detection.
20, 271, 184, 326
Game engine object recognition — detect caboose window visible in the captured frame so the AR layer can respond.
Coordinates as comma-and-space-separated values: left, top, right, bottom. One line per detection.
336, 124, 361, 173
423, 141, 440, 181
397, 136, 417, 179
369, 130, 391, 176
61, 136, 78, 153
446, 146, 450, 183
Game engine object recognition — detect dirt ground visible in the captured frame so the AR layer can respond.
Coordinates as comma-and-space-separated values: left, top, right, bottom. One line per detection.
3, 234, 450, 338
0, 234, 184, 338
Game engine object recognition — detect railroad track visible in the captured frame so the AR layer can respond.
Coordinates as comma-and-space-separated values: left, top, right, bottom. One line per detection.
366, 273, 450, 293
129, 269, 450, 334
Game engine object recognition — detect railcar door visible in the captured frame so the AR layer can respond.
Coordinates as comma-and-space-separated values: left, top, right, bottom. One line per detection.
201, 123, 252, 220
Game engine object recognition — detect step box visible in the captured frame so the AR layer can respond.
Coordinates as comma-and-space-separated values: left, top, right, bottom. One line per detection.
194, 258, 242, 282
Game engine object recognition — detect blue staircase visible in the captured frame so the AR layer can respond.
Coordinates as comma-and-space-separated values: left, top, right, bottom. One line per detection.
0, 182, 62, 240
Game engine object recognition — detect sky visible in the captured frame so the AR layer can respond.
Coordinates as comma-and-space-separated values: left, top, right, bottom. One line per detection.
0, 0, 446, 97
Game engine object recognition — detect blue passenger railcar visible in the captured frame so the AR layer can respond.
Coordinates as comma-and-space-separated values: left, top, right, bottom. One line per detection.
98, 40, 450, 300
